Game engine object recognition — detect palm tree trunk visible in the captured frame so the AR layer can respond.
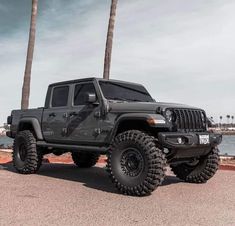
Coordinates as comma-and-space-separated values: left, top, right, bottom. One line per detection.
103, 0, 118, 80
21, 0, 38, 109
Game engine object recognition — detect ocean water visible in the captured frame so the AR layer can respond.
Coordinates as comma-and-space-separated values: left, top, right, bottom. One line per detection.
219, 135, 235, 156
0, 135, 234, 156
0, 136, 13, 148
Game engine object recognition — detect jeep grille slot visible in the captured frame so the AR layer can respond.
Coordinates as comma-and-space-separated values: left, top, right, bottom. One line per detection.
172, 109, 206, 132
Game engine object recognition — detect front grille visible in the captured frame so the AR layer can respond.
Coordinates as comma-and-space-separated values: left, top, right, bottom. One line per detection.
171, 109, 206, 132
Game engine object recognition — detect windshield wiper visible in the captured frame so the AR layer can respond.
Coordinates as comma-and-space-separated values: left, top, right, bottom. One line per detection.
108, 97, 129, 102
126, 99, 152, 102
108, 98, 152, 102
127, 99, 142, 102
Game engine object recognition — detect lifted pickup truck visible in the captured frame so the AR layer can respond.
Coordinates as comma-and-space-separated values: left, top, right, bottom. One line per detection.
7, 78, 222, 196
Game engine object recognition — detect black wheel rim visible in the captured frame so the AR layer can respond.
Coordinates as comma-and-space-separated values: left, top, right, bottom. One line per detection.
19, 143, 27, 161
120, 148, 144, 177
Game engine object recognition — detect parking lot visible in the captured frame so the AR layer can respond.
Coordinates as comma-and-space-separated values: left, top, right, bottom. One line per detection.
0, 163, 234, 226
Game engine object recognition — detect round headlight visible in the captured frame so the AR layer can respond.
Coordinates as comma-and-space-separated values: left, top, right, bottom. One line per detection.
165, 110, 173, 122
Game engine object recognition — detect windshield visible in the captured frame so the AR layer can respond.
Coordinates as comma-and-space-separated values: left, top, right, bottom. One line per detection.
99, 81, 154, 102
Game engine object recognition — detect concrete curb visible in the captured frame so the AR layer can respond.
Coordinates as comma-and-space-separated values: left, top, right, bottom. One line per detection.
219, 165, 235, 171
0, 149, 12, 153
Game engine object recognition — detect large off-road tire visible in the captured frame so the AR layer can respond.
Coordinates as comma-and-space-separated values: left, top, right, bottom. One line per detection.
13, 130, 42, 174
170, 147, 219, 183
71, 152, 100, 168
107, 130, 166, 196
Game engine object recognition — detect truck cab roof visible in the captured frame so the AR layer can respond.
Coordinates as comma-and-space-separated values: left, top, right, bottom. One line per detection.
49, 77, 145, 88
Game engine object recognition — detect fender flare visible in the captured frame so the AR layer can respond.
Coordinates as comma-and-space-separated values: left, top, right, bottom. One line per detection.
17, 118, 44, 140
109, 113, 169, 142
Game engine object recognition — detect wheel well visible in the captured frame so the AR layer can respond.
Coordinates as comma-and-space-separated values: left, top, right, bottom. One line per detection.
115, 119, 169, 138
18, 122, 34, 132
18, 122, 37, 139
116, 120, 150, 135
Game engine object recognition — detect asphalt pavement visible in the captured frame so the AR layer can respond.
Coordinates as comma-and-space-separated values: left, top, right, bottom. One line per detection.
0, 163, 234, 226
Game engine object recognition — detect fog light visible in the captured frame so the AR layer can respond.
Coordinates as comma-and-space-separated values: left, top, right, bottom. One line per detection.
177, 137, 183, 144
163, 148, 170, 154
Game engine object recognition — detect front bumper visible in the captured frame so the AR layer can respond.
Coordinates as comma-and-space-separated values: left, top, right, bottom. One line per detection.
158, 132, 222, 149
158, 132, 222, 160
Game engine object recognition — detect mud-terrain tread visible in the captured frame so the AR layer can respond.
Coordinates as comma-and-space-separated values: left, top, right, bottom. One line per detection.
170, 147, 219, 183
13, 130, 42, 174
107, 130, 166, 196
71, 152, 100, 168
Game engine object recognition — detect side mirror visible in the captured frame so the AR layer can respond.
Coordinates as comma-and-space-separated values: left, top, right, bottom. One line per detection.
86, 93, 97, 104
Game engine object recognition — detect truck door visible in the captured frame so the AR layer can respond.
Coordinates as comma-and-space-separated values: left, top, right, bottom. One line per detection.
42, 85, 71, 143
66, 82, 102, 144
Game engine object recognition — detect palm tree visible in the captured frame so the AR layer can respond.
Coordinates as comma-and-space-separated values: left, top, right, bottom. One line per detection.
231, 116, 234, 126
21, 0, 38, 109
226, 115, 230, 125
219, 116, 222, 128
103, 0, 118, 80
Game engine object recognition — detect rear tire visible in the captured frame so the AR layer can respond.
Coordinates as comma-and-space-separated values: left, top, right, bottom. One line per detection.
170, 147, 219, 183
107, 130, 166, 196
13, 130, 42, 174
71, 152, 100, 168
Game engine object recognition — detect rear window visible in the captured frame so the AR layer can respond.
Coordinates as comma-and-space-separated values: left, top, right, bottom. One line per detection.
51, 86, 69, 107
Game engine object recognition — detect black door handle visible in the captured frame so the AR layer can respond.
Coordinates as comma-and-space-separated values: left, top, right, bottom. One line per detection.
69, 112, 78, 117
49, 112, 56, 117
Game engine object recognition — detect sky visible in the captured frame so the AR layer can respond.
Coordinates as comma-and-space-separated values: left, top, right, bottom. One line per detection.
0, 0, 234, 125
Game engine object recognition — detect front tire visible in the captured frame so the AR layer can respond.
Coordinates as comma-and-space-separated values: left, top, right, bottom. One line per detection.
13, 130, 42, 174
107, 130, 166, 196
170, 147, 219, 183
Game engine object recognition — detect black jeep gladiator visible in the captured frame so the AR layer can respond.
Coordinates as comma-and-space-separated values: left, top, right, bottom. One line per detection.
7, 78, 222, 196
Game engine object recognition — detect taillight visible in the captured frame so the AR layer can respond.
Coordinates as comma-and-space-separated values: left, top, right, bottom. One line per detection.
7, 116, 12, 125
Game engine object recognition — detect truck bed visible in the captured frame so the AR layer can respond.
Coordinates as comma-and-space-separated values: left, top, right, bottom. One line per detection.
10, 108, 44, 137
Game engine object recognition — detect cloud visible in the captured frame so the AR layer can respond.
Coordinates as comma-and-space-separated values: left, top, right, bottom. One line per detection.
111, 0, 235, 120
0, 0, 234, 125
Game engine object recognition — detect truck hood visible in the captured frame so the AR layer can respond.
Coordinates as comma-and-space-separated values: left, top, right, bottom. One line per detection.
108, 101, 203, 113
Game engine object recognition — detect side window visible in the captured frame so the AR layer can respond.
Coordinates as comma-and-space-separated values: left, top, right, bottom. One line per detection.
74, 83, 96, 106
51, 86, 69, 107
